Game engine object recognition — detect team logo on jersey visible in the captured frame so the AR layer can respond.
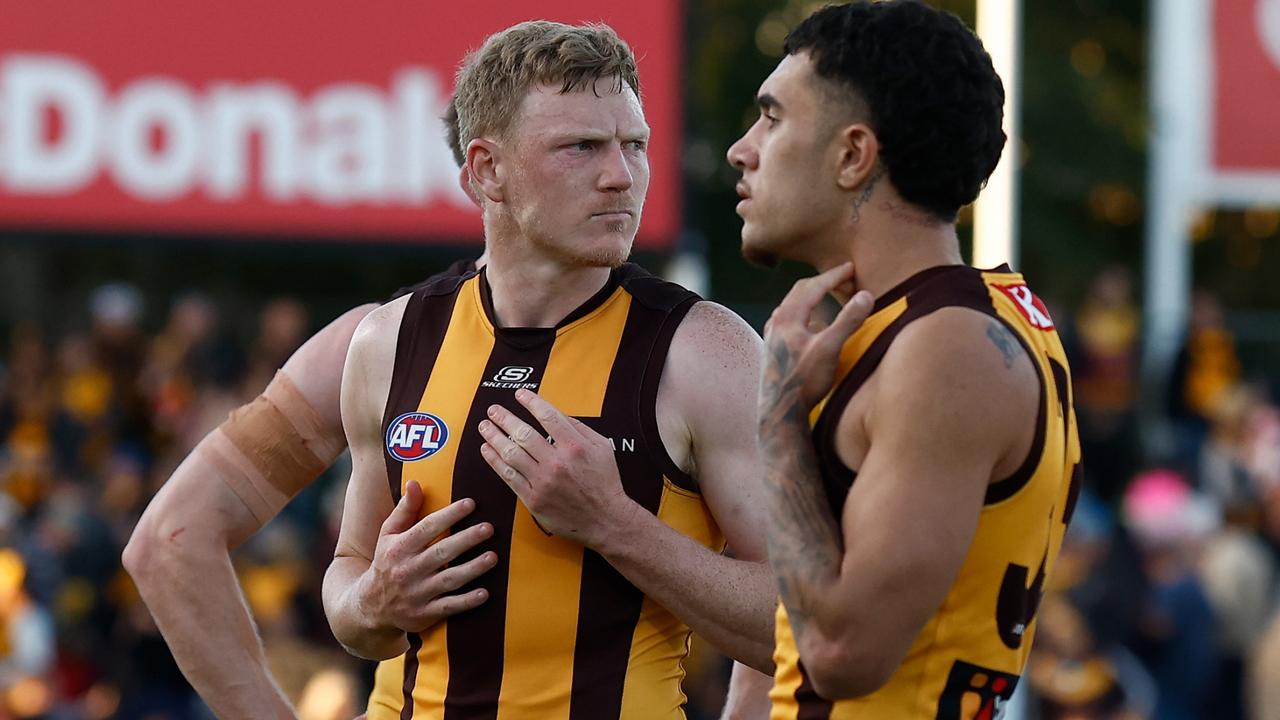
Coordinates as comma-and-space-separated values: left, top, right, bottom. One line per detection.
936, 660, 1018, 720
994, 283, 1055, 331
385, 412, 449, 462
480, 365, 539, 390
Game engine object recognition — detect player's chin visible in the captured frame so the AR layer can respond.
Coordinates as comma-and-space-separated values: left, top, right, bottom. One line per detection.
740, 228, 780, 269
576, 234, 633, 268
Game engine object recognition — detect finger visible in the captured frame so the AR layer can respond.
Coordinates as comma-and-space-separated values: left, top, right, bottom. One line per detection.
818, 290, 874, 347
513, 388, 582, 445
481, 408, 550, 462
478, 419, 538, 475
412, 588, 489, 630
430, 551, 499, 593
399, 498, 475, 550
480, 443, 533, 496
773, 263, 855, 324
414, 523, 494, 570
565, 416, 604, 447
381, 481, 425, 536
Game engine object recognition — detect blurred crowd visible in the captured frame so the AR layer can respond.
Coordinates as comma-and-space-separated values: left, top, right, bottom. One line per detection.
0, 268, 1277, 719
0, 283, 360, 719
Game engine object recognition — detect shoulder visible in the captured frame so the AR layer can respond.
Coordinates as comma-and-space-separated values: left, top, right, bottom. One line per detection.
668, 301, 763, 376
616, 263, 701, 313
386, 259, 478, 302
351, 295, 412, 349
874, 306, 1038, 441
662, 302, 763, 437
344, 295, 413, 385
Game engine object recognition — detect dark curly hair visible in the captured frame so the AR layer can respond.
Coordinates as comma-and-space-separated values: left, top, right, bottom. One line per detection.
784, 1, 1005, 222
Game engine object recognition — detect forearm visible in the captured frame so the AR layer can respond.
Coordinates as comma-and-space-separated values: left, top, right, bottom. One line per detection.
596, 508, 775, 672
758, 406, 845, 650
721, 661, 773, 720
322, 556, 409, 661
124, 522, 294, 720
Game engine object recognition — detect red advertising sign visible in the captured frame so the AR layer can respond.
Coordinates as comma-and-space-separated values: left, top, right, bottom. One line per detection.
1213, 0, 1280, 173
0, 1, 682, 246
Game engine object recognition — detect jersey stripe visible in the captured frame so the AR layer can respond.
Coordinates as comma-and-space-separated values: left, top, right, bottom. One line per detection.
442, 279, 556, 720
566, 297, 679, 719
383, 273, 468, 502
495, 290, 631, 719
410, 276, 497, 719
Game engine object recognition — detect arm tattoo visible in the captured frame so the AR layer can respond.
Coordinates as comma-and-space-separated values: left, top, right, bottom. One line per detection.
986, 320, 1019, 369
759, 336, 844, 644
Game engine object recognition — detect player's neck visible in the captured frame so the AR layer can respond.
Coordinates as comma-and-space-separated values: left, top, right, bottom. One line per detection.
483, 249, 613, 328
815, 203, 963, 301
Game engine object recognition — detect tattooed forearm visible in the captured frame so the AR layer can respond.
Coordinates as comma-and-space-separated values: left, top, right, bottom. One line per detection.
759, 338, 844, 645
986, 320, 1018, 369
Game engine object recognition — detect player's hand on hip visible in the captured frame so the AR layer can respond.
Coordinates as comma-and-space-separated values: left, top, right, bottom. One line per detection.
761, 262, 874, 416
478, 388, 638, 549
358, 481, 497, 633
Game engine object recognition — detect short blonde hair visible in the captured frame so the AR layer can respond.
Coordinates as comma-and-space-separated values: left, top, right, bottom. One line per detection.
452, 21, 640, 158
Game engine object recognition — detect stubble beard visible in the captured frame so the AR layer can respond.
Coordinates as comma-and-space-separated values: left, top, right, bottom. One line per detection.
530, 229, 632, 269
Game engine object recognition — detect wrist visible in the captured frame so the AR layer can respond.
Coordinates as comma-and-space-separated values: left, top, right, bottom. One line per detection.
591, 494, 646, 557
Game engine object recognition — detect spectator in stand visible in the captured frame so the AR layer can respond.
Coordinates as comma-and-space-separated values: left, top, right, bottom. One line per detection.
1200, 385, 1270, 526
1072, 266, 1140, 502
243, 297, 308, 397
1125, 469, 1221, 720
1168, 291, 1242, 476
87, 283, 152, 462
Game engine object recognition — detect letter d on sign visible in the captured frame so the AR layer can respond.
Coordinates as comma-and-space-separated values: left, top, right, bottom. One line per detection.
3, 54, 102, 192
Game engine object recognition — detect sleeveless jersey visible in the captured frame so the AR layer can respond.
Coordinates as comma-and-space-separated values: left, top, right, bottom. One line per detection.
367, 262, 726, 720
770, 264, 1083, 720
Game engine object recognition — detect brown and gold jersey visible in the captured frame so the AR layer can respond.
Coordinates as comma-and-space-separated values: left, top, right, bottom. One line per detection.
771, 264, 1082, 720
367, 263, 726, 720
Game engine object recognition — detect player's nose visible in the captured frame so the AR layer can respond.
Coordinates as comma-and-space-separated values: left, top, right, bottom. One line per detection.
598, 144, 634, 192
727, 133, 756, 171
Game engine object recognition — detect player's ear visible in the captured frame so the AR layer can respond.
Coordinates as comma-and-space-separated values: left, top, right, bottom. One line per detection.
835, 123, 879, 192
458, 167, 482, 209
467, 138, 504, 203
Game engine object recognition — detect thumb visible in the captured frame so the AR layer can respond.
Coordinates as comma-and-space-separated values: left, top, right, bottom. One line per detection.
824, 291, 873, 342
382, 481, 424, 535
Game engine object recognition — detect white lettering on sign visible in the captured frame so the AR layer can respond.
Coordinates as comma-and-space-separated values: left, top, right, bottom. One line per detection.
1261, 0, 1280, 69
0, 54, 469, 207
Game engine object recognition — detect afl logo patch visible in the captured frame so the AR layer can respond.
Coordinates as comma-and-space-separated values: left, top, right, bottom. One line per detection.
386, 412, 449, 462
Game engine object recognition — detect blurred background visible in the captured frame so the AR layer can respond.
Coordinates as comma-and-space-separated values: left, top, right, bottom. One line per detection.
2, 0, 1279, 718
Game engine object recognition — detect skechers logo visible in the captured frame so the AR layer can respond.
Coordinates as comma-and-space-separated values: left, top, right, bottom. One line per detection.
481, 365, 539, 390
